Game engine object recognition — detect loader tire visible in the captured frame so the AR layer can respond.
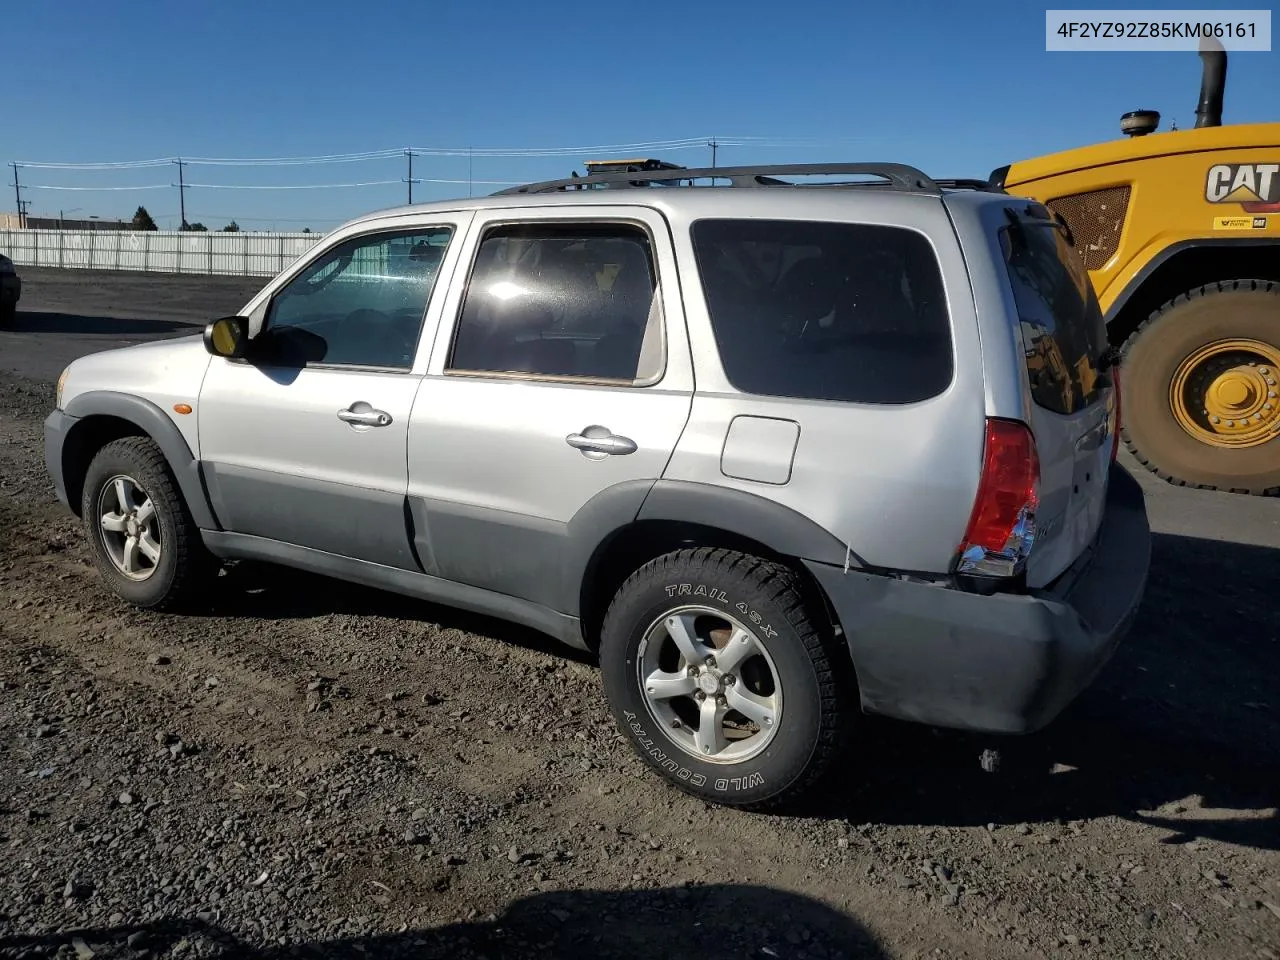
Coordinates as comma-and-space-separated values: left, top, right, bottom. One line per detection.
1120, 280, 1280, 496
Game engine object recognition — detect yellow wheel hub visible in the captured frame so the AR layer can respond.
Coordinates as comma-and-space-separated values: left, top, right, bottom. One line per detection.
1170, 339, 1280, 449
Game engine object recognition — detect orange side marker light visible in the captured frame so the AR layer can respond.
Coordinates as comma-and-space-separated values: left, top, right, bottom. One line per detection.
174, 403, 193, 415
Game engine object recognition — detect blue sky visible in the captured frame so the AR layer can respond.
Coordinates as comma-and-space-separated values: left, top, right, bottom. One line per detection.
8, 0, 1278, 231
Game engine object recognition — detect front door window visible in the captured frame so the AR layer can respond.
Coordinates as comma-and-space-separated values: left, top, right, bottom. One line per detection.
261, 227, 454, 369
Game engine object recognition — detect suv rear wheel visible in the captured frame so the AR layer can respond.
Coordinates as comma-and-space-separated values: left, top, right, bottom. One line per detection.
599, 547, 851, 811
81, 437, 216, 610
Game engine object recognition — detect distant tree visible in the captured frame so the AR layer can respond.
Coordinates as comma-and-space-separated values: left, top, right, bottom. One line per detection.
302, 227, 312, 234
131, 206, 158, 231
222, 221, 241, 232
182, 221, 208, 232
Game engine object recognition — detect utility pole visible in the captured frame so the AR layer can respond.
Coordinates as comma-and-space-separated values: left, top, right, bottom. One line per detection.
709, 139, 718, 169
468, 147, 473, 198
10, 163, 25, 228
404, 149, 421, 204
175, 158, 187, 229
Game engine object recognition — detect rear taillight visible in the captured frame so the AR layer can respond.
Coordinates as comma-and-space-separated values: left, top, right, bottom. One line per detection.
1110, 367, 1122, 462
956, 418, 1041, 579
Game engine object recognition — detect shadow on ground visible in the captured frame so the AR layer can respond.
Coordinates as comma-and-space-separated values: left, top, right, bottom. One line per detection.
0, 884, 887, 959
183, 528, 1280, 850
6, 310, 200, 335
203, 561, 596, 665
815, 531, 1280, 850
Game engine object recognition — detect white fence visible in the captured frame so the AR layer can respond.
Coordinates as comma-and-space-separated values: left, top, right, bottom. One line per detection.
0, 228, 326, 278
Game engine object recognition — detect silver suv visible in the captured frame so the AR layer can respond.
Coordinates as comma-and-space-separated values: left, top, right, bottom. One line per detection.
44, 163, 1151, 810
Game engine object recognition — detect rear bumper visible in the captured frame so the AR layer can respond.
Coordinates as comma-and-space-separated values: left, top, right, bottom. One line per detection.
0, 275, 19, 304
804, 462, 1151, 735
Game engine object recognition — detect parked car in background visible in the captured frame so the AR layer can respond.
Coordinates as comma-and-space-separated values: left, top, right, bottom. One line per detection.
0, 254, 20, 326
42, 162, 1151, 811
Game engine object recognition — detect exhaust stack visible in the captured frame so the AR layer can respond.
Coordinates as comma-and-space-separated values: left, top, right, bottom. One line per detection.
1194, 43, 1227, 128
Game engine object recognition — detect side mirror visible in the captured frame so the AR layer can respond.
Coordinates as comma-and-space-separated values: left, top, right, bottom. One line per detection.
203, 316, 251, 359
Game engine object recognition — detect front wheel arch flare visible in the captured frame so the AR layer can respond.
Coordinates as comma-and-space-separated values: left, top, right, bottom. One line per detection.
62, 391, 220, 529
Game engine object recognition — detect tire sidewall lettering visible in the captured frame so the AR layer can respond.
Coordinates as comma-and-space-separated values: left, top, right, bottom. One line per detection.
662, 583, 779, 640
604, 569, 824, 802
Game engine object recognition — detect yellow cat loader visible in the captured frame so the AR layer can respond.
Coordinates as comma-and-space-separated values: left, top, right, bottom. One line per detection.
990, 48, 1280, 495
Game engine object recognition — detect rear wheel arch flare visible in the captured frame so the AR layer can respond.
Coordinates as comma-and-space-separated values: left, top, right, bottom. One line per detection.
579, 516, 850, 669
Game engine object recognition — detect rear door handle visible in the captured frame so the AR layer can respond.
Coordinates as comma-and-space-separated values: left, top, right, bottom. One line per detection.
566, 425, 637, 458
337, 403, 393, 428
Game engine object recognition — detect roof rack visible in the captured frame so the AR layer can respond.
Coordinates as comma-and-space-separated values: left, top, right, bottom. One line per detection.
583, 158, 687, 172
933, 177, 1005, 193
493, 162, 944, 196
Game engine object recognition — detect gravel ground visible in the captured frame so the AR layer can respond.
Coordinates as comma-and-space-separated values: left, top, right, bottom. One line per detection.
1, 269, 1279, 960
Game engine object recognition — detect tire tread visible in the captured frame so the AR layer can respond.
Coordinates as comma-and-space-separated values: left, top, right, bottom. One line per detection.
601, 546, 850, 812
84, 436, 213, 612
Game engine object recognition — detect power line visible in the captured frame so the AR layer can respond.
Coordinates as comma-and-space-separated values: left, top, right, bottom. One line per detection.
23, 183, 171, 191
180, 149, 405, 167
183, 180, 404, 190
12, 158, 176, 170
12, 135, 879, 170
20, 177, 522, 194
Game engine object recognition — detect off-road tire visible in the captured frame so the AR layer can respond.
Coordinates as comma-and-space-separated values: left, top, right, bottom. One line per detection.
599, 547, 852, 812
80, 436, 216, 611
1120, 280, 1280, 496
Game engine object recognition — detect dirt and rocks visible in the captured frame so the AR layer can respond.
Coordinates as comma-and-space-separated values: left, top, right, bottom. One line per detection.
1, 269, 1279, 959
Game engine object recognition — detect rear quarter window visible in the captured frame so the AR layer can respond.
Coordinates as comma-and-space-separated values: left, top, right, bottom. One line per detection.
1000, 216, 1109, 415
690, 218, 953, 404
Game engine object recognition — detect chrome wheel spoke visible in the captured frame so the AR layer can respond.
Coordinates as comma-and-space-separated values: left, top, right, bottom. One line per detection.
135, 498, 155, 525
100, 512, 128, 533
694, 696, 729, 757
644, 669, 697, 701
715, 626, 761, 674
120, 536, 141, 575
137, 531, 161, 565
113, 477, 133, 514
725, 684, 775, 729
665, 613, 709, 666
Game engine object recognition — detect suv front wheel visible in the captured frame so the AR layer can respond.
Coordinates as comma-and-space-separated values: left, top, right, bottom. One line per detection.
599, 547, 851, 811
81, 437, 215, 611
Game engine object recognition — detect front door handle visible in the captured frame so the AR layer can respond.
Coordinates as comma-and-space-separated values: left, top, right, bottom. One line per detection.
337, 402, 393, 428
566, 425, 637, 459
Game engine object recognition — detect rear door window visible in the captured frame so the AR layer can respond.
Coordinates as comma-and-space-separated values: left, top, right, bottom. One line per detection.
447, 223, 663, 382
1000, 216, 1109, 415
690, 219, 953, 404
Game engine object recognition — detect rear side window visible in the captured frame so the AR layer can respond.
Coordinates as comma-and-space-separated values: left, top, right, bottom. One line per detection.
690, 219, 953, 404
1000, 217, 1109, 415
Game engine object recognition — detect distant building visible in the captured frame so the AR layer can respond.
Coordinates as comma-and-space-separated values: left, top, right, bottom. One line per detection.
1, 213, 128, 230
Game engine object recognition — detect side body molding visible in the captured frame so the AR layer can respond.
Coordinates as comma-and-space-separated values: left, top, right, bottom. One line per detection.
61, 390, 220, 530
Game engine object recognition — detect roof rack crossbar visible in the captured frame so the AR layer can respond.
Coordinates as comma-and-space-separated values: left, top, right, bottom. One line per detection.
492, 162, 943, 196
